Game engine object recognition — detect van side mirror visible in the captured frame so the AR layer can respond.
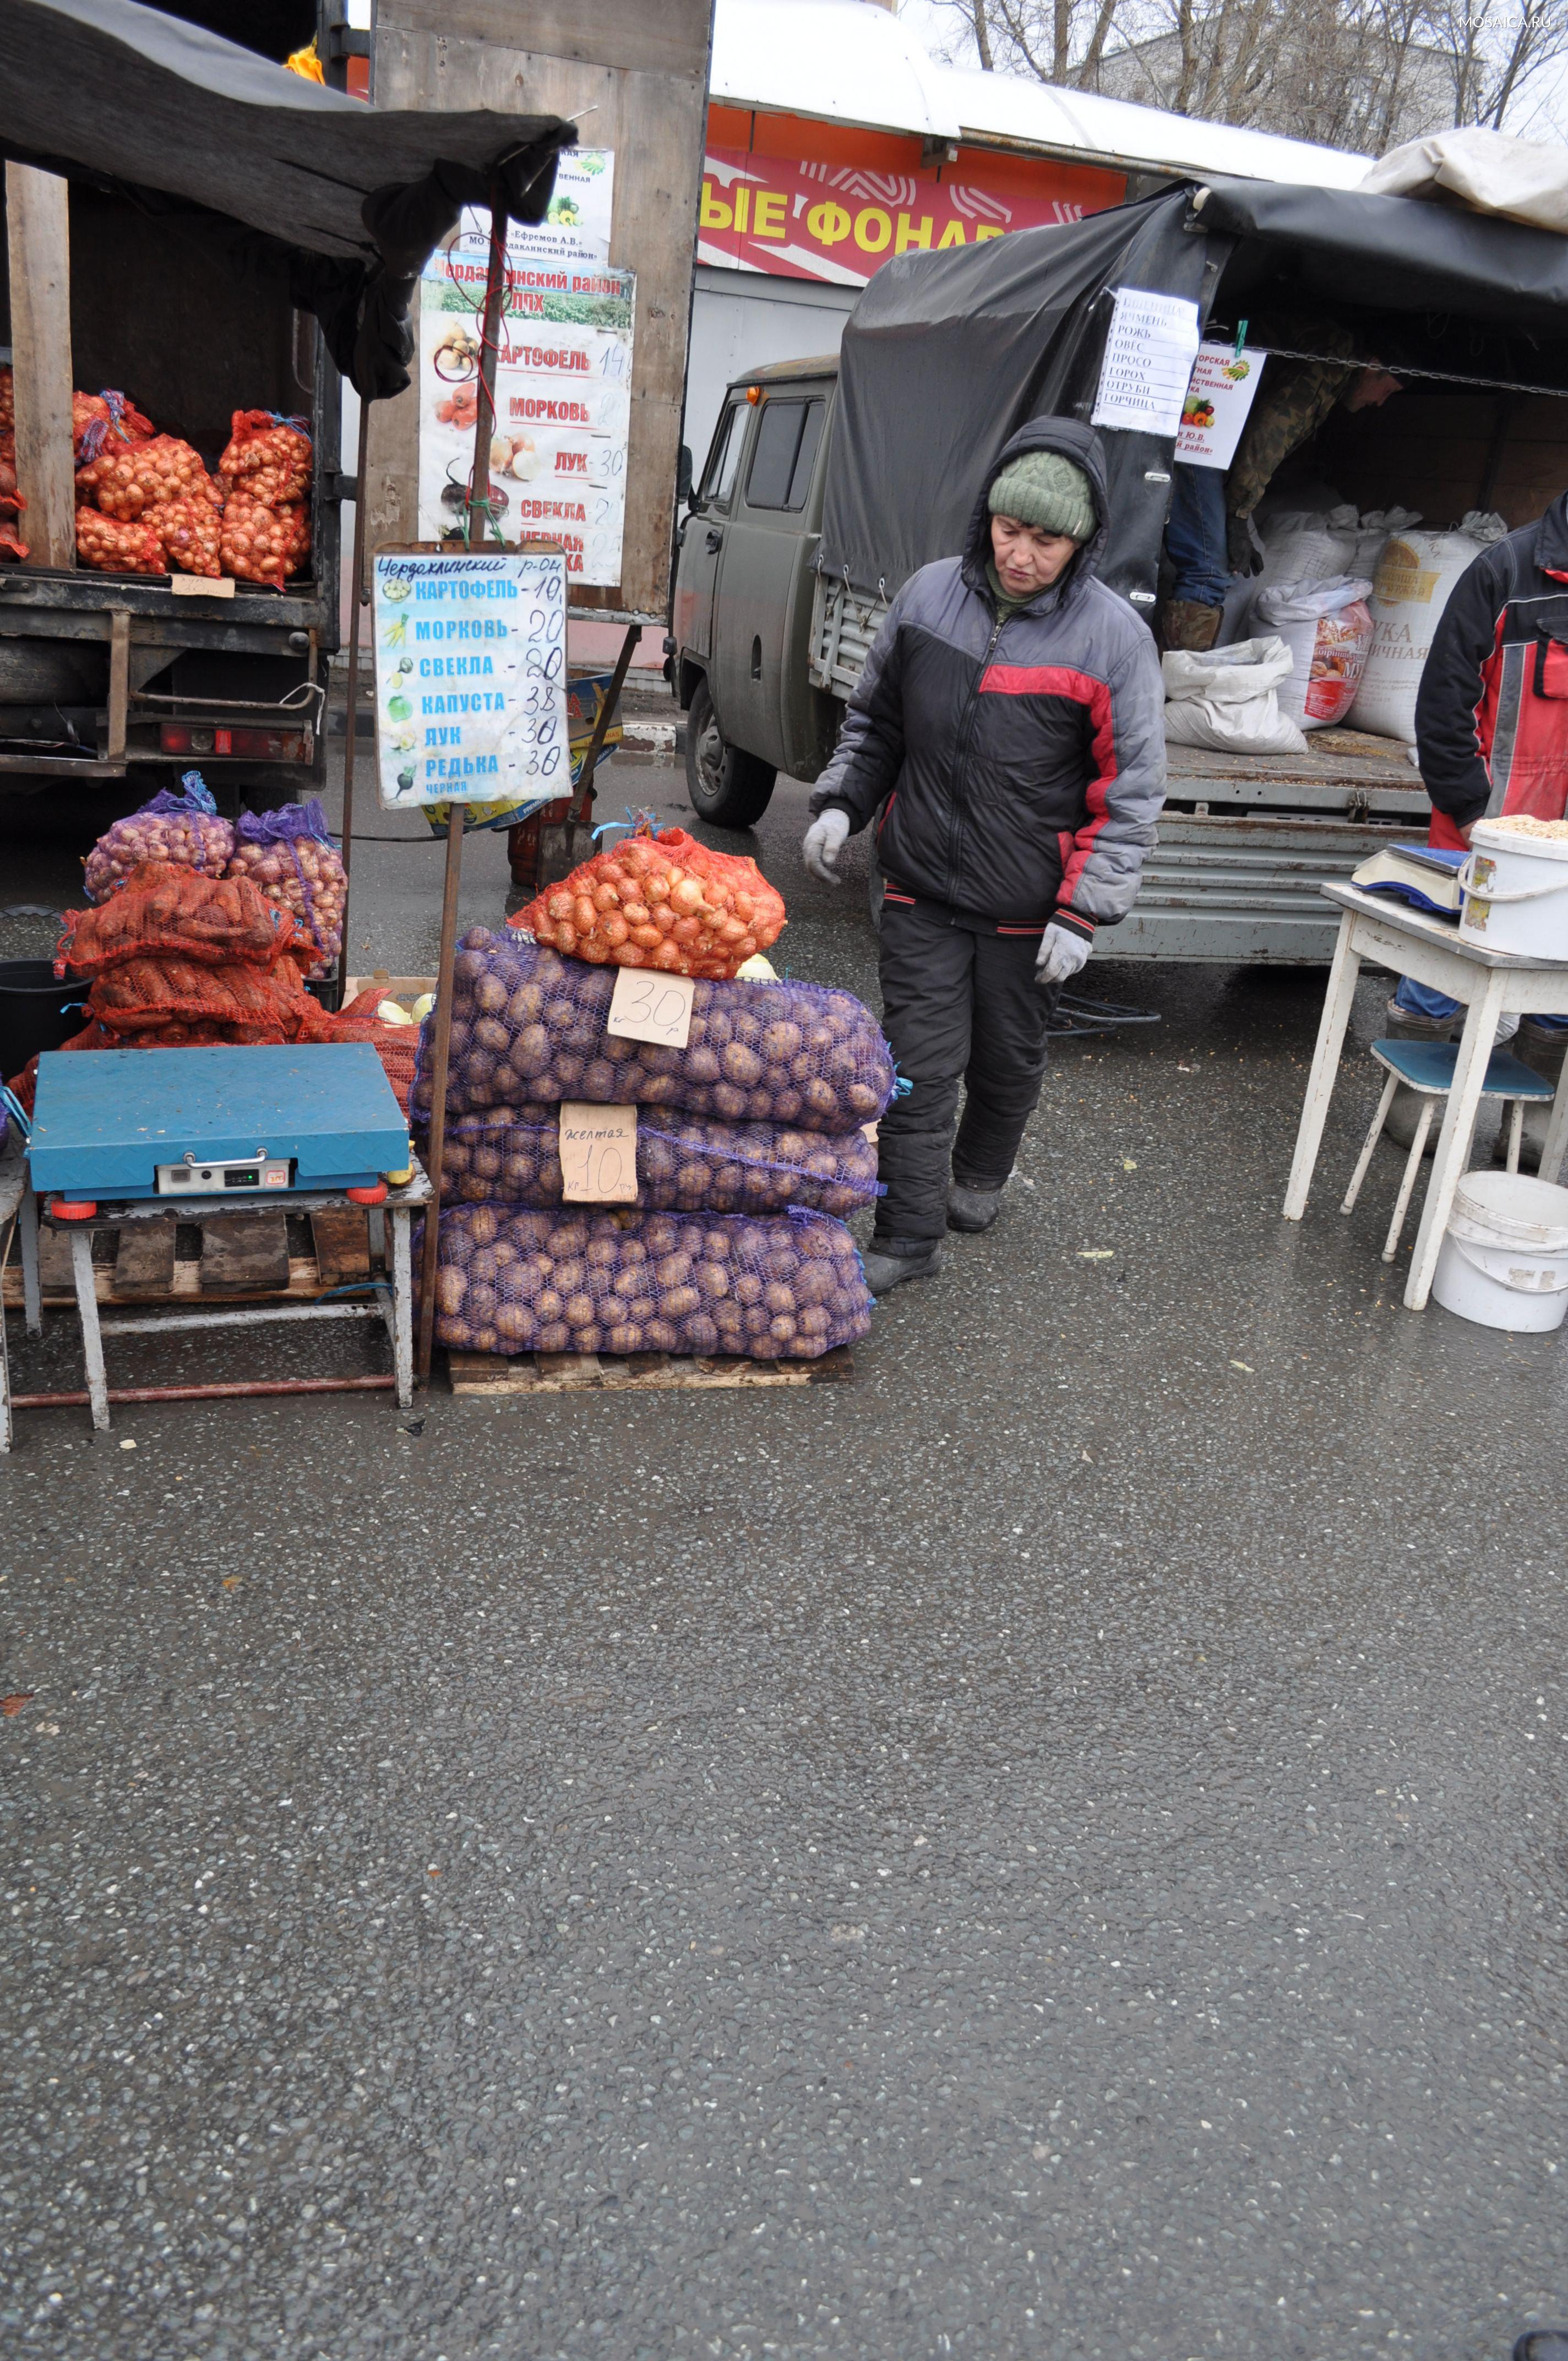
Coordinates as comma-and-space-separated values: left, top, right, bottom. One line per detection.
677, 443, 694, 509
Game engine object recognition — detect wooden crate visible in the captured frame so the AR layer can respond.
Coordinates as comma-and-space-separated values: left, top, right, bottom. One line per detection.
448, 1345, 856, 1396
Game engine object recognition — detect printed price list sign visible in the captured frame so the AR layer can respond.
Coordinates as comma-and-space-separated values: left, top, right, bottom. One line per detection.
373, 546, 570, 811
1091, 287, 1202, 438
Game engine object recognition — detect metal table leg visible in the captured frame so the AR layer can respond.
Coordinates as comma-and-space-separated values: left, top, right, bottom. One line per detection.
1405, 971, 1508, 1311
18, 1187, 42, 1337
389, 1207, 415, 1410
1283, 915, 1363, 1220
70, 1227, 111, 1432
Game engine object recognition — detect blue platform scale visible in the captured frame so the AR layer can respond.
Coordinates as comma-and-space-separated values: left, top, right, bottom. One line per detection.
28, 1045, 410, 1206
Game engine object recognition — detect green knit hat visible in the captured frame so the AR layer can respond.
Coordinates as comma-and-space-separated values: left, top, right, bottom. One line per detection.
988, 450, 1097, 544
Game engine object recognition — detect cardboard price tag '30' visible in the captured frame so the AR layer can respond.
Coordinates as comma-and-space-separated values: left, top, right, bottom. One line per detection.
559, 1102, 639, 1203
606, 967, 695, 1049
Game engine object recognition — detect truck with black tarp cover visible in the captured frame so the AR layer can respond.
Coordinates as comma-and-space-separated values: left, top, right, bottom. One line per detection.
669, 175, 1568, 962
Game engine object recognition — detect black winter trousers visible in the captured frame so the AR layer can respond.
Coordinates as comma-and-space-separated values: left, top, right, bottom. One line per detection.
875, 897, 1057, 1246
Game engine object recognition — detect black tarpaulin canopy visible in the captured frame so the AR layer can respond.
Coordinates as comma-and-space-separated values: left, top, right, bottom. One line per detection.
0, 0, 578, 396
819, 177, 1568, 612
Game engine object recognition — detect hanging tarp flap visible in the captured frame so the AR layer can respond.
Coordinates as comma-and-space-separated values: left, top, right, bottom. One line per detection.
818, 189, 1205, 610
1193, 173, 1568, 323
0, 0, 577, 396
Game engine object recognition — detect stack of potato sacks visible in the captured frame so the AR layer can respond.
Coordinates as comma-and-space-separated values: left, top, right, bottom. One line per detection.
413, 824, 890, 1361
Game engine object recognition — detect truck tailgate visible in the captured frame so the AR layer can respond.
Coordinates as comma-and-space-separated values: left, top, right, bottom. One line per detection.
1117, 812, 1408, 963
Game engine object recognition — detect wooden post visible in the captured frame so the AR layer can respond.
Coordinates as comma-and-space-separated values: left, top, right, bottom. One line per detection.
339, 396, 372, 957
5, 165, 77, 569
415, 185, 511, 1385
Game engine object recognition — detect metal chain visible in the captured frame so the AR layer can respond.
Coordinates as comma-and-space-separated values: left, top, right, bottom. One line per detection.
1206, 329, 1568, 402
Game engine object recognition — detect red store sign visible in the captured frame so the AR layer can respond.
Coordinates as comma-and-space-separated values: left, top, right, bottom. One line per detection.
698, 145, 1120, 286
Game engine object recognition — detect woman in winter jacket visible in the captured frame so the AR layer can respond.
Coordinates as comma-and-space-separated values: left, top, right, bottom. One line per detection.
802, 416, 1166, 1294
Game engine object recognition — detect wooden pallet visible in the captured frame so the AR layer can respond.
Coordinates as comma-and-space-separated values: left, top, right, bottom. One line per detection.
3, 1207, 374, 1310
448, 1343, 856, 1395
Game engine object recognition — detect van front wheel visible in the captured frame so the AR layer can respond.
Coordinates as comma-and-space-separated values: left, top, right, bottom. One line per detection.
684, 677, 776, 828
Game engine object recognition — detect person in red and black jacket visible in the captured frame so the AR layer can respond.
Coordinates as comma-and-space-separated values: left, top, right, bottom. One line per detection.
1393, 499, 1568, 1047
801, 417, 1166, 1295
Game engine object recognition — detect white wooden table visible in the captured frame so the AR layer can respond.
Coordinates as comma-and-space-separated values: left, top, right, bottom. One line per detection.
1283, 883, 1568, 1311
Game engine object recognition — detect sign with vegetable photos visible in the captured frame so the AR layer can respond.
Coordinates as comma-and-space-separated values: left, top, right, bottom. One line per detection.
558, 1101, 639, 1203
373, 545, 570, 812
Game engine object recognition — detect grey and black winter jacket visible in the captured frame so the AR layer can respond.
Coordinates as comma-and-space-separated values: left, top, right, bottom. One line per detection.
808, 417, 1166, 942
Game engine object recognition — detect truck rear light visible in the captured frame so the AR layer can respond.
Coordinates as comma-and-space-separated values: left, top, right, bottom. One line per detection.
160, 724, 311, 760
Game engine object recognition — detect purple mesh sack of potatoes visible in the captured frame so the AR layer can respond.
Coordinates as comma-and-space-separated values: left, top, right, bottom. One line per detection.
411, 929, 894, 1134
426, 1205, 873, 1358
436, 1107, 881, 1216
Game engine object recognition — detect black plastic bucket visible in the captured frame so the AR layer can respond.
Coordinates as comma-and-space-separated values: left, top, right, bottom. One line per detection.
0, 958, 81, 1084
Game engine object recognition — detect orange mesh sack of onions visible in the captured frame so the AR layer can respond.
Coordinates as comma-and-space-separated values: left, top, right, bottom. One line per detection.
77, 434, 216, 519
219, 410, 313, 507
422, 1204, 873, 1360
411, 931, 894, 1134
512, 819, 785, 980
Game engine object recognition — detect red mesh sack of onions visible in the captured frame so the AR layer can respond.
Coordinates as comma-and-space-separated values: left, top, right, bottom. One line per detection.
220, 492, 309, 589
0, 367, 12, 431
424, 1204, 872, 1360
79, 434, 216, 520
513, 822, 785, 979
57, 862, 304, 976
83, 774, 236, 902
435, 1108, 881, 1217
148, 493, 222, 578
219, 410, 312, 507
412, 930, 894, 1134
224, 798, 344, 977
72, 388, 155, 464
76, 507, 165, 576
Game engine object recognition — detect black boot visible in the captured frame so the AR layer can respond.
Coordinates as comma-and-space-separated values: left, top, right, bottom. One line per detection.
862, 1238, 944, 1296
948, 1181, 1005, 1233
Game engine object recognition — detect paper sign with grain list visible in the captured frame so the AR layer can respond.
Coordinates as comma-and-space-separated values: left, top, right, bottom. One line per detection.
605, 967, 695, 1048
559, 1102, 638, 1203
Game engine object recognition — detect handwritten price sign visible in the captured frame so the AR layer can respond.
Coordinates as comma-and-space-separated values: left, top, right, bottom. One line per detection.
559, 1102, 638, 1203
605, 967, 695, 1049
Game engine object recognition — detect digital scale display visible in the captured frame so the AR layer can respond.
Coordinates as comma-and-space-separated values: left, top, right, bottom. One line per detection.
155, 1156, 292, 1194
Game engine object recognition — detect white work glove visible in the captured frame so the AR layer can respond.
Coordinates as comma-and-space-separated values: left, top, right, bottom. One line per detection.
1036, 921, 1091, 987
803, 807, 850, 885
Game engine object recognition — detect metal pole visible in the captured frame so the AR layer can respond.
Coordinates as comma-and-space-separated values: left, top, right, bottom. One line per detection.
339, 394, 372, 967
415, 183, 510, 1385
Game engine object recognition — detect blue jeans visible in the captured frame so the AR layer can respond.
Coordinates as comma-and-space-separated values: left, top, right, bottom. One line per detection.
1166, 464, 1232, 609
1395, 977, 1568, 1028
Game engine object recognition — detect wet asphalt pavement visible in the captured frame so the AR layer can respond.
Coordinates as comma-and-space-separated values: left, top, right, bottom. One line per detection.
3, 738, 1567, 2361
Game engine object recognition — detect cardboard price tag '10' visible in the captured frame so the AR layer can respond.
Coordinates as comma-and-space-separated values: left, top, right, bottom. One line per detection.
559, 1102, 639, 1203
605, 967, 695, 1048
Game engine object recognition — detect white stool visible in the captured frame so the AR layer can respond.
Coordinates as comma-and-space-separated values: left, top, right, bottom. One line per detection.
1341, 1037, 1557, 1263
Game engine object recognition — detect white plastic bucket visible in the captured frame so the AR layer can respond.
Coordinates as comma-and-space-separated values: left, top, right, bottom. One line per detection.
1458, 822, 1568, 958
1431, 1168, 1568, 1331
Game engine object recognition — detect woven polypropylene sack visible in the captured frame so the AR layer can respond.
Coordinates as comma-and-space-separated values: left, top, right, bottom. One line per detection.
427, 1205, 872, 1358
57, 862, 303, 976
226, 800, 345, 976
88, 954, 317, 1042
512, 824, 786, 978
437, 1108, 881, 1215
413, 930, 894, 1134
84, 774, 235, 901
